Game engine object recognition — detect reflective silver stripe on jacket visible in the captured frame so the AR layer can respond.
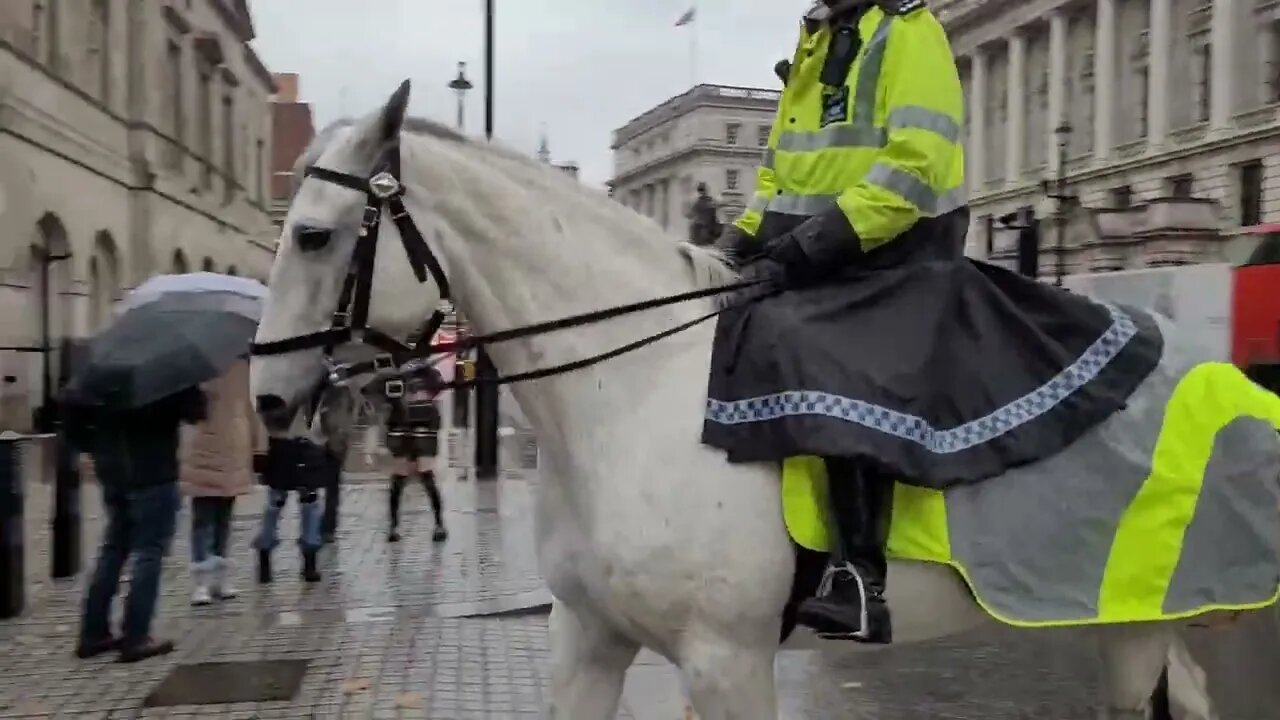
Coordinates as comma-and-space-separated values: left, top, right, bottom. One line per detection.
865, 163, 968, 215
745, 194, 770, 214
767, 182, 966, 218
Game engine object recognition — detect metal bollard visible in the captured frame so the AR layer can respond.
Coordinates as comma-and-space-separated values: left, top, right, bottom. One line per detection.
0, 435, 26, 618
50, 430, 80, 578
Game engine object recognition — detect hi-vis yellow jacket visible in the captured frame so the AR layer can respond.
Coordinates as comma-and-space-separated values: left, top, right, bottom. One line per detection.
734, 2, 967, 252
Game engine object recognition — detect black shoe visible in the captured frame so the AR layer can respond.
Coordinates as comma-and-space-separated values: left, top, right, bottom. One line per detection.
795, 563, 892, 644
75, 635, 120, 659
257, 550, 272, 585
388, 529, 401, 543
431, 525, 448, 542
321, 531, 336, 545
117, 637, 175, 663
301, 550, 321, 583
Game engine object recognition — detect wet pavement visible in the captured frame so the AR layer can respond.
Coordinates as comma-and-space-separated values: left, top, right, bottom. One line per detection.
2, 426, 1278, 718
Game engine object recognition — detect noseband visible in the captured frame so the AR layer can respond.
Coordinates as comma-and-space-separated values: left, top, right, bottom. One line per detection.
251, 136, 762, 398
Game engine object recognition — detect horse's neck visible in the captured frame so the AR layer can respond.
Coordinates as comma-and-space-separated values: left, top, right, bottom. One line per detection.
422, 150, 712, 454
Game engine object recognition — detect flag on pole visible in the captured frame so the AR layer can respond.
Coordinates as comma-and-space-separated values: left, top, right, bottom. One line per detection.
674, 7, 696, 26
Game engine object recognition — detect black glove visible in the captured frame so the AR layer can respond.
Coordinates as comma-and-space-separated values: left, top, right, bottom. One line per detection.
718, 254, 787, 310
762, 205, 863, 286
713, 225, 763, 268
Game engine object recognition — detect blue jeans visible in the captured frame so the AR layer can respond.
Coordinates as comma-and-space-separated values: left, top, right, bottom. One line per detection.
190, 497, 235, 565
80, 482, 180, 647
253, 488, 322, 552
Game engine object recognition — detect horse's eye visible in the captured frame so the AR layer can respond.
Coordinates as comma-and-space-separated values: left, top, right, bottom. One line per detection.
293, 224, 332, 251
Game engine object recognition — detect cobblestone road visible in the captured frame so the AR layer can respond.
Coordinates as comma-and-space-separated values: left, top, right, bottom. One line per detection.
2, 428, 1278, 718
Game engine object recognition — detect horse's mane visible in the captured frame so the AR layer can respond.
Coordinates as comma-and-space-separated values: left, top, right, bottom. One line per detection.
294, 116, 738, 291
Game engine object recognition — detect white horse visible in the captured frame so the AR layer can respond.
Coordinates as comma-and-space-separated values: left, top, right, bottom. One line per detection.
251, 81, 1271, 719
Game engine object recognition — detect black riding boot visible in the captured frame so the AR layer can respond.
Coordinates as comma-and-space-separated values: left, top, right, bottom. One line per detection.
257, 549, 272, 585
419, 471, 448, 542
795, 458, 893, 643
388, 475, 407, 542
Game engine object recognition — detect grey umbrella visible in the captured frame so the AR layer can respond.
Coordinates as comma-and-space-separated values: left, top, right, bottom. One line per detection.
64, 274, 265, 410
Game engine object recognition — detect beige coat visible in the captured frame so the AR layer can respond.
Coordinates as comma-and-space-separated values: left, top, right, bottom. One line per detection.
179, 359, 265, 498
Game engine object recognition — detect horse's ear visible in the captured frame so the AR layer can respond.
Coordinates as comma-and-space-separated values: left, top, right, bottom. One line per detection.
378, 79, 412, 144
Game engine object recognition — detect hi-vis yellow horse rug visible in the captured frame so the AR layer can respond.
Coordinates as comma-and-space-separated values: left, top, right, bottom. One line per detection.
783, 315, 1280, 627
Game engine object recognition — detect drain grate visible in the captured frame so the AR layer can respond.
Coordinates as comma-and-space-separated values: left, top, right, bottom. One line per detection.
144, 659, 310, 707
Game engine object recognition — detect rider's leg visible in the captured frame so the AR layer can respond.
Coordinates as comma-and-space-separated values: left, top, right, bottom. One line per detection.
794, 457, 893, 643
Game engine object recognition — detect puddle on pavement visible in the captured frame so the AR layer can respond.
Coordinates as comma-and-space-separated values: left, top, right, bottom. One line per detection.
144, 659, 310, 706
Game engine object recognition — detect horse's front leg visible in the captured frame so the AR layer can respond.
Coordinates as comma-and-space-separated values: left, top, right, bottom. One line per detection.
1096, 624, 1176, 719
679, 630, 779, 720
547, 599, 638, 719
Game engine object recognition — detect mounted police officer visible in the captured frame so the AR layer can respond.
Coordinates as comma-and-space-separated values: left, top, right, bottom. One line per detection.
706, 0, 1160, 645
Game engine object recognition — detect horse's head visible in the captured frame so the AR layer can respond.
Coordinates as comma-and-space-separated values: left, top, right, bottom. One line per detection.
251, 80, 448, 432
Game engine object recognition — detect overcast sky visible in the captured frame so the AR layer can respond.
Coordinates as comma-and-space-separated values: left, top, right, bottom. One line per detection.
249, 1, 810, 186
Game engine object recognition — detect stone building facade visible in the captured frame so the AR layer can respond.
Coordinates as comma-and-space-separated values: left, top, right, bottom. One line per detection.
608, 84, 779, 238
0, 0, 277, 430
942, 0, 1280, 272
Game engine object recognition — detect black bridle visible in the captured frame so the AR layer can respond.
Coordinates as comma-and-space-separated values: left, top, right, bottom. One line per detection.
250, 141, 762, 397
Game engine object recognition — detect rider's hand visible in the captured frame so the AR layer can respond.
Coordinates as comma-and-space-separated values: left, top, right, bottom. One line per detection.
713, 225, 762, 268
764, 206, 862, 286
717, 254, 787, 310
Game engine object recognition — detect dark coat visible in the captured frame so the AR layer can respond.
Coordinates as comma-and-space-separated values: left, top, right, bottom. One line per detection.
64, 386, 208, 490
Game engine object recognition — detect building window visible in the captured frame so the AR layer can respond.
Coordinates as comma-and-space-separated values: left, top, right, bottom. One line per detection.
255, 138, 265, 202
90, 0, 110, 104
1111, 185, 1133, 209
45, 0, 61, 70
1268, 22, 1280, 104
1239, 160, 1264, 226
197, 64, 213, 189
725, 169, 740, 191
980, 214, 994, 257
167, 41, 184, 138
222, 92, 235, 203
1167, 173, 1193, 199
757, 125, 770, 147
1135, 64, 1148, 139
1196, 44, 1211, 123
725, 122, 740, 146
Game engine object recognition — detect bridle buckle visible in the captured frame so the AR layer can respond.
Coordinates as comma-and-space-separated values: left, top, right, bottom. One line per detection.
331, 310, 351, 328
373, 354, 396, 372
384, 379, 405, 398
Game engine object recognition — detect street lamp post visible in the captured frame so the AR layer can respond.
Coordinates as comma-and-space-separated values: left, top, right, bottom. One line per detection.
1052, 122, 1073, 286
447, 62, 473, 132
473, 0, 501, 481
447, 61, 474, 430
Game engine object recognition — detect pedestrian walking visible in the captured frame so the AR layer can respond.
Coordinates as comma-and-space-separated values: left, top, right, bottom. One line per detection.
66, 385, 207, 662
385, 361, 447, 543
180, 358, 263, 605
62, 271, 264, 662
252, 433, 327, 584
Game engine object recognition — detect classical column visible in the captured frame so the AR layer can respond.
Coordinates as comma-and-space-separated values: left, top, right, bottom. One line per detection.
1047, 12, 1068, 173
1093, 0, 1117, 159
968, 49, 987, 190
1209, 0, 1234, 130
1147, 0, 1172, 145
1005, 31, 1026, 183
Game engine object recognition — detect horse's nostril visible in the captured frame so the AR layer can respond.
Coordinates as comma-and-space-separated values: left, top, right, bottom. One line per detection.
256, 394, 287, 415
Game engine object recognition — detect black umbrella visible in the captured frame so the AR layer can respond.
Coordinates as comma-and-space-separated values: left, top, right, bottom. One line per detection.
64, 293, 261, 410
